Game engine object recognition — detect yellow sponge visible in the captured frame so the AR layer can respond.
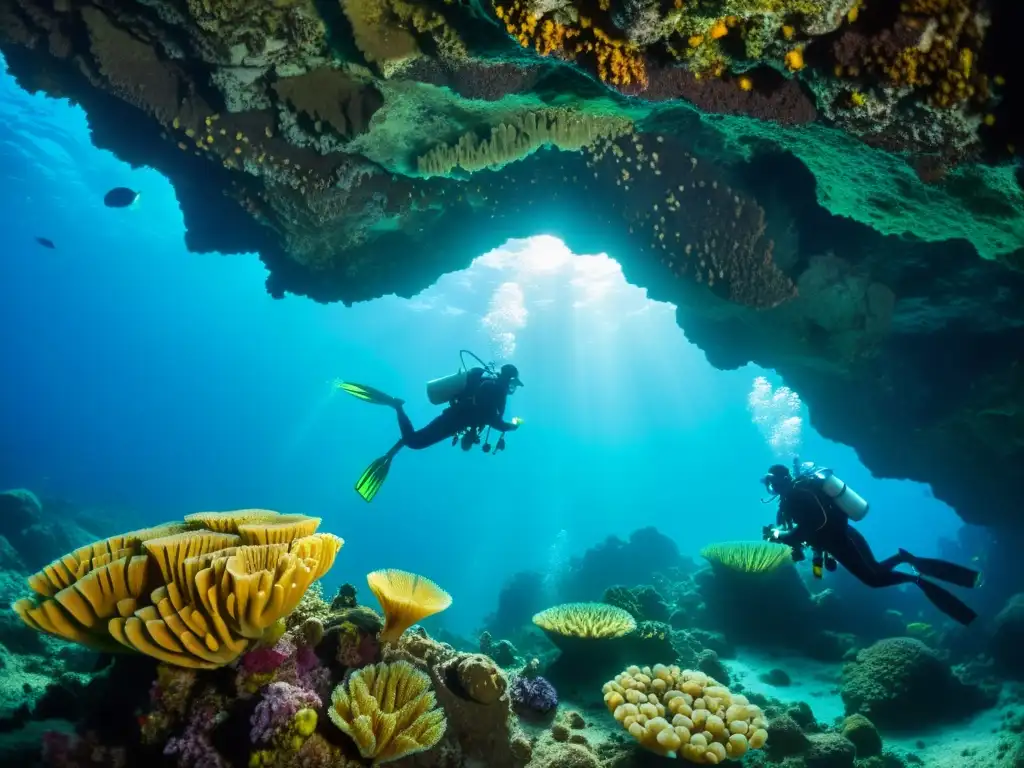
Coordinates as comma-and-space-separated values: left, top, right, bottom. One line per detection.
602, 665, 769, 763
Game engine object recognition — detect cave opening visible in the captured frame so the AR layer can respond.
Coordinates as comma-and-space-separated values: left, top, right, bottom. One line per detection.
0, 56, 985, 635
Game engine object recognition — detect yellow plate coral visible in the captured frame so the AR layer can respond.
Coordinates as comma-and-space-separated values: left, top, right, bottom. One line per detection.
14, 510, 342, 668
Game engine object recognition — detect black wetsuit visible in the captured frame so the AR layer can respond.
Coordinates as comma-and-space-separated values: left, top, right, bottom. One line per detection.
775, 478, 912, 588
396, 369, 517, 450
774, 474, 980, 625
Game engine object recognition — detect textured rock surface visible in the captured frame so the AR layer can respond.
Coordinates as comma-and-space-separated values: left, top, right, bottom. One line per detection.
1, 0, 1023, 543
840, 637, 993, 730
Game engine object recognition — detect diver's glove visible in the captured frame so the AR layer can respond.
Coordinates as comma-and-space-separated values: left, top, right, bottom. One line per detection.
507, 417, 523, 431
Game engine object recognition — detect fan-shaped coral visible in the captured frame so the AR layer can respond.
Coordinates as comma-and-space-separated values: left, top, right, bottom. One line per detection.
700, 541, 793, 574
603, 664, 769, 763
14, 510, 341, 668
532, 603, 637, 640
367, 569, 452, 644
328, 659, 446, 765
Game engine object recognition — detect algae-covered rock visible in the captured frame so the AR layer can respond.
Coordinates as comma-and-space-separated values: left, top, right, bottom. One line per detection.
841, 713, 882, 758
840, 637, 991, 730
805, 732, 856, 768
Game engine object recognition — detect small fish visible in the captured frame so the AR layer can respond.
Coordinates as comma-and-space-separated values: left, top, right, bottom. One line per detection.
103, 187, 140, 208
35, 236, 56, 249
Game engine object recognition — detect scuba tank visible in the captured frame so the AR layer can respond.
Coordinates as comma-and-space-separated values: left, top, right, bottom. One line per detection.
425, 350, 494, 406
793, 458, 870, 522
426, 371, 468, 405
431, 350, 520, 456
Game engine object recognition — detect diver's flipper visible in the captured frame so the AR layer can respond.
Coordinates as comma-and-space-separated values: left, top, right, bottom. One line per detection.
902, 550, 981, 588
916, 578, 978, 626
355, 454, 393, 503
337, 381, 403, 408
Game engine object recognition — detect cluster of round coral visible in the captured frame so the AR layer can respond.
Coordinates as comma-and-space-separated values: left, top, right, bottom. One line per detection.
602, 665, 768, 764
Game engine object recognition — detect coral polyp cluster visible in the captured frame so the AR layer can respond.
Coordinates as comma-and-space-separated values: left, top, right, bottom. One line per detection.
495, 1, 649, 90
832, 0, 992, 110
602, 664, 769, 763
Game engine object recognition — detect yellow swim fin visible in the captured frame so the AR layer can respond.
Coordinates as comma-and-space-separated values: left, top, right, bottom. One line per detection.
337, 381, 402, 407
355, 454, 394, 503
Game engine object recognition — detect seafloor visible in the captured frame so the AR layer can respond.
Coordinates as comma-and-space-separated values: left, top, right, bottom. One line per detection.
3, 492, 1024, 768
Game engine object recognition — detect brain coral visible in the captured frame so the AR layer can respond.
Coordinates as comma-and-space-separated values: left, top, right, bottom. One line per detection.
603, 664, 768, 763
840, 637, 990, 729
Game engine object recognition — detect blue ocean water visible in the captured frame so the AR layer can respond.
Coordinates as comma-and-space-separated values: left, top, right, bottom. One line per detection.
0, 54, 967, 639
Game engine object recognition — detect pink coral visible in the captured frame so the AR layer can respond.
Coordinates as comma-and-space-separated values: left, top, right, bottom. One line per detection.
250, 682, 322, 744
243, 636, 295, 675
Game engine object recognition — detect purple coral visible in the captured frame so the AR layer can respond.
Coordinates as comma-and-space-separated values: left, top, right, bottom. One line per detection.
250, 682, 322, 745
509, 675, 558, 714
164, 701, 227, 768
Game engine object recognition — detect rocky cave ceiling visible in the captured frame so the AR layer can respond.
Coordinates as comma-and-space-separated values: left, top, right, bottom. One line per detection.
1, 0, 1023, 532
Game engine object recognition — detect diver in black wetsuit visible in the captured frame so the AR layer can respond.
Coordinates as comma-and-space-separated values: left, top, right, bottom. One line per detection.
337, 361, 524, 502
395, 364, 522, 449
762, 463, 981, 626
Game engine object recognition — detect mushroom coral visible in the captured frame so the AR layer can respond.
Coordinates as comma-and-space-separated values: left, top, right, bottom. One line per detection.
700, 541, 793, 574
14, 509, 342, 668
366, 569, 452, 644
328, 659, 447, 764
603, 664, 769, 763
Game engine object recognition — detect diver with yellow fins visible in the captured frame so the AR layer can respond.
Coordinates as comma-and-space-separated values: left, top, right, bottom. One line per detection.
762, 460, 982, 625
338, 350, 524, 502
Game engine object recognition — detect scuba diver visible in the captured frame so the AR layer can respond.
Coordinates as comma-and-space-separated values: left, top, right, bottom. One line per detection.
761, 460, 981, 626
337, 350, 524, 502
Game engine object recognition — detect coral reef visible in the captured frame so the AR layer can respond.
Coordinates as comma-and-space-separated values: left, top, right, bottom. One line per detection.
603, 584, 672, 623
558, 528, 685, 603
479, 631, 522, 668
